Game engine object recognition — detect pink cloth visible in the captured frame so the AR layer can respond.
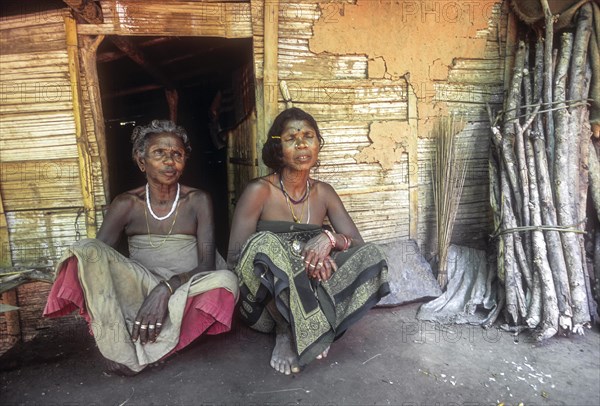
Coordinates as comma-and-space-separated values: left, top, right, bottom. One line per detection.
44, 257, 236, 356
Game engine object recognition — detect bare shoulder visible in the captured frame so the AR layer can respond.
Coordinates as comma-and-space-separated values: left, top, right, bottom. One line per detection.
109, 187, 142, 211
311, 179, 337, 196
98, 188, 141, 239
241, 176, 274, 199
181, 185, 211, 205
180, 187, 213, 222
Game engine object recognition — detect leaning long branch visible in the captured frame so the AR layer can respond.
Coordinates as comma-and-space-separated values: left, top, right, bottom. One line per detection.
555, 3, 593, 332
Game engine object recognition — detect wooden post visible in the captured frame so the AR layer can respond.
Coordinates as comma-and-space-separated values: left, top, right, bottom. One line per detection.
250, 110, 259, 179
0, 191, 20, 346
79, 35, 110, 202
407, 85, 418, 240
65, 14, 97, 238
227, 128, 235, 226
261, 0, 279, 177
250, 0, 266, 176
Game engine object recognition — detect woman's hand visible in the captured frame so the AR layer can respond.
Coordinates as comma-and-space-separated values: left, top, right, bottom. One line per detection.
302, 233, 335, 281
131, 283, 171, 344
316, 255, 337, 282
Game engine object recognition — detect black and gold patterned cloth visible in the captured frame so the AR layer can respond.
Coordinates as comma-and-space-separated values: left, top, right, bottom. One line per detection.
235, 220, 389, 366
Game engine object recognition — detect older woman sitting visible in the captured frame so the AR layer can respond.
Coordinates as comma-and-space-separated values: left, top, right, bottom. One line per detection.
228, 108, 389, 375
44, 120, 238, 376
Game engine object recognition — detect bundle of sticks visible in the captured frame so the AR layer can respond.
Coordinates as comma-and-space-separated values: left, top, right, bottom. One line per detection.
489, 2, 598, 340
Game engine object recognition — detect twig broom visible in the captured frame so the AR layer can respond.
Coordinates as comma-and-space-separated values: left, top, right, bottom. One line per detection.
432, 115, 469, 289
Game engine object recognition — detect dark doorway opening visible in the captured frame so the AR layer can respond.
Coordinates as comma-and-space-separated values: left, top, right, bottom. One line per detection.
97, 36, 254, 254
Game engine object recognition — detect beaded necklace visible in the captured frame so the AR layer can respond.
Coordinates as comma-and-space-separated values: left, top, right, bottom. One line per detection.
279, 173, 310, 204
146, 183, 180, 221
283, 181, 311, 223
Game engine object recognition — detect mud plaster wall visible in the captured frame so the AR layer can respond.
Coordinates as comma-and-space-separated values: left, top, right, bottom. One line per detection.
309, 0, 505, 254
310, 0, 495, 126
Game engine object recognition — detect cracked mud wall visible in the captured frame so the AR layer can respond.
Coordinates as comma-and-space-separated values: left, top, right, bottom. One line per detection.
310, 0, 492, 123
305, 0, 505, 253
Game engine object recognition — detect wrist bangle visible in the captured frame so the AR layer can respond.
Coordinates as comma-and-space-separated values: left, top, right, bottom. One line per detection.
160, 279, 174, 295
341, 234, 351, 251
323, 230, 336, 248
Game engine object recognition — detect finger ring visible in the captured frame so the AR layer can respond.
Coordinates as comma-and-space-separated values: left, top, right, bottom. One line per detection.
140, 325, 148, 330
148, 325, 155, 330
156, 322, 163, 327
317, 262, 323, 268
304, 260, 310, 265
309, 264, 316, 268
134, 321, 141, 325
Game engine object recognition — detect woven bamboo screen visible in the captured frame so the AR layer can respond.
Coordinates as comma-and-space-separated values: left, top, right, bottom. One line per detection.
0, 9, 108, 354
0, 10, 106, 267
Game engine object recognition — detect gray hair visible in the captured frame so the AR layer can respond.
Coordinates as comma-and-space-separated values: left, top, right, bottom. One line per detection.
131, 119, 192, 161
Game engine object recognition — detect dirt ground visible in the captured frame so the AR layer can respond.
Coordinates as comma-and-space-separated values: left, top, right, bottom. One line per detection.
1, 303, 599, 406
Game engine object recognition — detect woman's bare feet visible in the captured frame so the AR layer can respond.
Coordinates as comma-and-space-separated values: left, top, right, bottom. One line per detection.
316, 345, 330, 360
104, 359, 138, 377
270, 328, 300, 375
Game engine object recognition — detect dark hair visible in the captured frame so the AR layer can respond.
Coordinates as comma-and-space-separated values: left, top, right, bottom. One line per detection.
131, 119, 192, 161
261, 107, 324, 171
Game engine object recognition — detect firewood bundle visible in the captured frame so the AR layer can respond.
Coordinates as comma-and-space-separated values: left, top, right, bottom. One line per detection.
489, 2, 598, 340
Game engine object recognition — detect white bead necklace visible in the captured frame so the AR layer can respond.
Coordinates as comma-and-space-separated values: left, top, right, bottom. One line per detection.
146, 183, 180, 221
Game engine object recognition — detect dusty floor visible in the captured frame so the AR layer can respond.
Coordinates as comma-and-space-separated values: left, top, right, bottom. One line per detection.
1, 303, 599, 406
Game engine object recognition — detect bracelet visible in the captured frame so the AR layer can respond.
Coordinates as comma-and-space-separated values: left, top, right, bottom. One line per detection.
341, 234, 352, 251
160, 279, 174, 295
323, 229, 336, 248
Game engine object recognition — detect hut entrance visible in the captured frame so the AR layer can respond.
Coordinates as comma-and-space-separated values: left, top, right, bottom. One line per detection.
96, 36, 255, 253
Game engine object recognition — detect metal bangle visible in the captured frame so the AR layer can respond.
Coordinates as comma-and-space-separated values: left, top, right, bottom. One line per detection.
160, 279, 174, 295
323, 229, 336, 248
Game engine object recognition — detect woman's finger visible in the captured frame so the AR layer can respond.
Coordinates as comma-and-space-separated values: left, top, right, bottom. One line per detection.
323, 256, 337, 281
139, 320, 149, 344
328, 256, 338, 273
303, 250, 317, 273
313, 260, 325, 281
148, 321, 157, 342
155, 321, 164, 338
131, 320, 141, 342
321, 259, 332, 281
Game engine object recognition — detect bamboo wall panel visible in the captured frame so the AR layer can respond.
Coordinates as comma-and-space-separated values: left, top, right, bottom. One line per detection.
0, 50, 75, 162
313, 119, 410, 242
276, 79, 407, 123
227, 111, 258, 221
0, 10, 107, 351
279, 38, 367, 80
6, 209, 86, 267
0, 21, 68, 54
0, 9, 66, 30
76, 1, 252, 38
0, 160, 105, 213
1, 159, 82, 210
0, 13, 81, 218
